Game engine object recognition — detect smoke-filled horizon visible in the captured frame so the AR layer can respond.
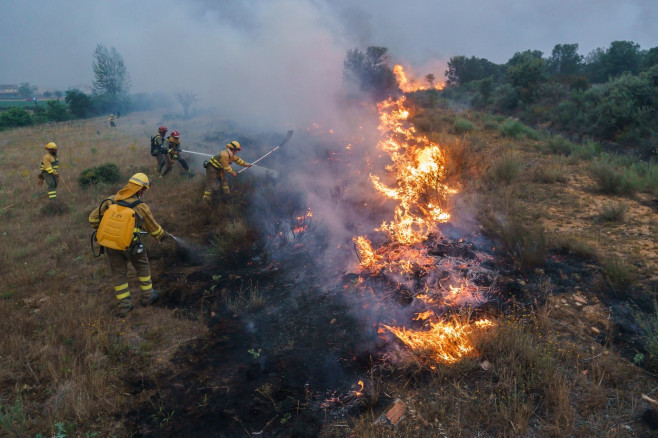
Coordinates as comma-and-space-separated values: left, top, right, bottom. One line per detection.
2, 0, 657, 129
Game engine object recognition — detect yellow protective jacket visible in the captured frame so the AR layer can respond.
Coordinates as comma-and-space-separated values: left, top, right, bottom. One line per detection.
40, 153, 59, 175
88, 194, 165, 241
209, 149, 248, 172
164, 138, 181, 162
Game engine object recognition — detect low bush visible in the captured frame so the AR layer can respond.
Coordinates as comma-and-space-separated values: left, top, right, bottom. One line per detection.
541, 135, 575, 156
499, 119, 541, 140
601, 255, 637, 293
530, 161, 568, 184
77, 163, 122, 187
453, 117, 474, 134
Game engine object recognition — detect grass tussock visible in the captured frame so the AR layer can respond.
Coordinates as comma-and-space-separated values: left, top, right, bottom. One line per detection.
499, 119, 542, 140
601, 255, 638, 294
595, 202, 629, 224
486, 150, 524, 185
530, 160, 569, 184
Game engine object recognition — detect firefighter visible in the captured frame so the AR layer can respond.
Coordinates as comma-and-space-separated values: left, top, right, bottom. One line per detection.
39, 142, 60, 201
160, 130, 193, 178
108, 113, 116, 128
88, 173, 168, 317
202, 140, 252, 201
151, 126, 168, 173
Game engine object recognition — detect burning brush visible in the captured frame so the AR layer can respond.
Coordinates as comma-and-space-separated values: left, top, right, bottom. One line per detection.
351, 80, 497, 368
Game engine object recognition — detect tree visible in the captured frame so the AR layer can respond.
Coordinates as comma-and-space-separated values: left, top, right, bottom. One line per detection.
547, 43, 583, 76
445, 56, 501, 86
92, 43, 131, 96
343, 46, 398, 101
18, 82, 36, 99
45, 100, 69, 122
65, 89, 93, 118
506, 50, 547, 103
174, 89, 198, 119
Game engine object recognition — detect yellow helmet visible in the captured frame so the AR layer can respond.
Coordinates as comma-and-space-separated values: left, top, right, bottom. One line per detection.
45, 142, 57, 150
227, 140, 241, 151
129, 172, 151, 189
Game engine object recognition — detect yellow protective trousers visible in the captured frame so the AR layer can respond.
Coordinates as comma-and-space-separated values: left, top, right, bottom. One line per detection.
105, 247, 155, 311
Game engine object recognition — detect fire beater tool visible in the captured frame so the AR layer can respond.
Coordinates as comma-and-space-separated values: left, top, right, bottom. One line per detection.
238, 129, 293, 174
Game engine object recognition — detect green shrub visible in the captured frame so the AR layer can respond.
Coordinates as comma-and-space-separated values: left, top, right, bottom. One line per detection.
77, 163, 122, 187
569, 140, 601, 161
499, 119, 541, 140
453, 117, 474, 134
0, 107, 33, 128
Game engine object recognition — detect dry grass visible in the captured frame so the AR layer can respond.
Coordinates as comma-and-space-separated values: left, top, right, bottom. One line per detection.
0, 113, 211, 434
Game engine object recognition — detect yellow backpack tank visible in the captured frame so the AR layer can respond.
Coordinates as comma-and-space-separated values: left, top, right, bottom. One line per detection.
96, 199, 142, 251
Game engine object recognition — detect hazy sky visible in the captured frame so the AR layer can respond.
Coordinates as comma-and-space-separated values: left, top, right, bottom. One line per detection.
1, 0, 656, 128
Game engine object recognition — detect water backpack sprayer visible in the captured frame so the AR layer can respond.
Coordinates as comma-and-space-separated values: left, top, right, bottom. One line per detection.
91, 198, 144, 257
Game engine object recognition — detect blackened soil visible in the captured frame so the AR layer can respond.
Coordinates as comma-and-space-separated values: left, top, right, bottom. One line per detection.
126, 257, 382, 437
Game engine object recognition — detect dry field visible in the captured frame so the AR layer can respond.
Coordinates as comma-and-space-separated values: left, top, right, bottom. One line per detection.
1, 108, 658, 437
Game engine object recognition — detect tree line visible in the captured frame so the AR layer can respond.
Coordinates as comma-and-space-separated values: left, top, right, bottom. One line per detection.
441, 41, 658, 155
0, 44, 164, 130
343, 42, 658, 157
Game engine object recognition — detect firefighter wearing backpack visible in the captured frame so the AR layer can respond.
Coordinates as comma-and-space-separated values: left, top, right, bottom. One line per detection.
88, 173, 167, 317
38, 142, 60, 201
151, 126, 168, 173
202, 140, 251, 201
160, 130, 193, 178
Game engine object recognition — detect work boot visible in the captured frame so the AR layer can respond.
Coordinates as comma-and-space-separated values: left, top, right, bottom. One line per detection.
116, 302, 133, 318
141, 289, 159, 306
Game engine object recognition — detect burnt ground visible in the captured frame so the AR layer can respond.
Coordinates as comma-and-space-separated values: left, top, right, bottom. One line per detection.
125, 247, 383, 437
120, 216, 658, 437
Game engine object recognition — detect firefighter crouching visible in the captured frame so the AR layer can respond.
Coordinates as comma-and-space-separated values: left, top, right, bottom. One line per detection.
202, 140, 251, 201
89, 173, 168, 317
39, 142, 60, 201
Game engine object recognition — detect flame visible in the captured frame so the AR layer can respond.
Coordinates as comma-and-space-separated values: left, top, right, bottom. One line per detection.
383, 317, 494, 365
394, 65, 445, 93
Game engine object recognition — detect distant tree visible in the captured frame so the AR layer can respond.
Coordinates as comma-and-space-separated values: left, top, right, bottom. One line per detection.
92, 43, 131, 96
65, 89, 93, 118
54, 90, 63, 100
45, 100, 70, 122
425, 73, 435, 87
445, 56, 501, 86
343, 46, 398, 101
42, 91, 52, 98
643, 47, 658, 70
174, 89, 198, 119
585, 41, 641, 83
18, 82, 36, 99
547, 43, 583, 76
506, 50, 547, 103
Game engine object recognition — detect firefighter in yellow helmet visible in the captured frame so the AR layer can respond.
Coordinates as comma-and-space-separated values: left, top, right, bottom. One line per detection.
39, 142, 60, 200
88, 173, 168, 317
202, 140, 252, 201
108, 113, 116, 128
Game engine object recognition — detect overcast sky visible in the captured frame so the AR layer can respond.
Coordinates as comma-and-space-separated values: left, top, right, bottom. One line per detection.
1, 0, 656, 128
